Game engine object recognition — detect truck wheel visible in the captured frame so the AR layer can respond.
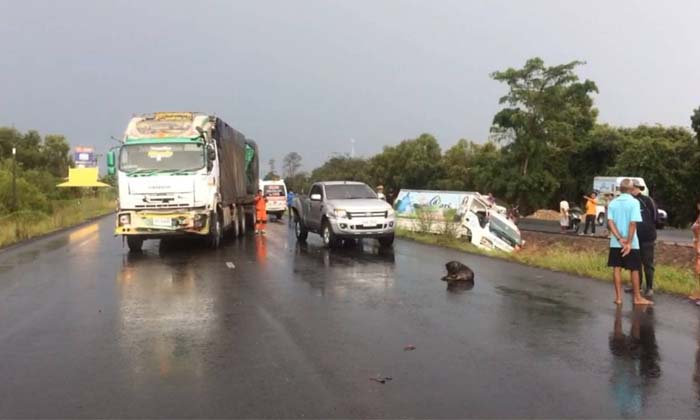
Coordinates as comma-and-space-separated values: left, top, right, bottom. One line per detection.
295, 217, 308, 242
239, 210, 247, 236
127, 236, 143, 253
208, 211, 222, 249
378, 234, 395, 247
322, 221, 338, 248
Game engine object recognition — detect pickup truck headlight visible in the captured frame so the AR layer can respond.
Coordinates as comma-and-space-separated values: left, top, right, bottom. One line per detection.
387, 208, 395, 217
333, 209, 348, 218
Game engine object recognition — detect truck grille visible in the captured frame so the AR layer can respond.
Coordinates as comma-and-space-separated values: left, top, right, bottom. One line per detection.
347, 211, 387, 219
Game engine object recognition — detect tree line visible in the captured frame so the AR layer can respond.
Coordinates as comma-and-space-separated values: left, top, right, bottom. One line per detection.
279, 57, 700, 227
0, 127, 78, 213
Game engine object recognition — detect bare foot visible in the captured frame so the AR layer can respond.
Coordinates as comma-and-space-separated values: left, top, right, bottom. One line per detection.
614, 300, 622, 305
634, 298, 654, 306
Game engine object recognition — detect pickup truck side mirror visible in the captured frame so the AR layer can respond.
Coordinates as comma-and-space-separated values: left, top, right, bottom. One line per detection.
310, 193, 322, 201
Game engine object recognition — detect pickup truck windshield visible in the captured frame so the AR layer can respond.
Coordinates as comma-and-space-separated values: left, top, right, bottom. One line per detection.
119, 142, 205, 172
325, 184, 377, 200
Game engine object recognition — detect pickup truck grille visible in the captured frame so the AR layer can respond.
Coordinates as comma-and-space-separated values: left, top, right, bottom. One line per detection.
347, 211, 387, 219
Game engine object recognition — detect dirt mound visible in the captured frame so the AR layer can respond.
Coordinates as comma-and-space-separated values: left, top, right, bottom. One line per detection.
527, 209, 560, 221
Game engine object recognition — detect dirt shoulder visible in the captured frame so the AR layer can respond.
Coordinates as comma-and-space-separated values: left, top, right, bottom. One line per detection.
521, 231, 695, 270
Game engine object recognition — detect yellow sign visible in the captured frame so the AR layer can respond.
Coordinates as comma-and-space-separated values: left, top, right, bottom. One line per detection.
154, 112, 193, 122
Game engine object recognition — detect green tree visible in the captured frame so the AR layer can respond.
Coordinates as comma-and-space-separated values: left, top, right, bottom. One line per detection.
369, 133, 443, 193
42, 134, 72, 178
282, 152, 302, 179
309, 155, 372, 185
490, 57, 598, 211
691, 106, 700, 144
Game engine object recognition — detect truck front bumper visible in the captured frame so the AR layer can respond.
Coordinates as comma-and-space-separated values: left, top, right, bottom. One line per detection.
329, 217, 395, 238
115, 209, 212, 237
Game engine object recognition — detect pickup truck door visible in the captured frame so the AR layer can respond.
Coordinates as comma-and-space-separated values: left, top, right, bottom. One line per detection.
308, 184, 324, 231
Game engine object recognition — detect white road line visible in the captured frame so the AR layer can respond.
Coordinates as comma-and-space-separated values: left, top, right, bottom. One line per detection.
225, 262, 236, 269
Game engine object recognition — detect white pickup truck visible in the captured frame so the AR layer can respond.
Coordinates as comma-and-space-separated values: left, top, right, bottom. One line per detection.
291, 181, 395, 247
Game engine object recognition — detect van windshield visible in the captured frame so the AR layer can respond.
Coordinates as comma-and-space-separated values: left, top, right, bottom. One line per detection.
325, 184, 377, 200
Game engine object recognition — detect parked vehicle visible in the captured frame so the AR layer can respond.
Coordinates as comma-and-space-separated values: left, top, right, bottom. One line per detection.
592, 176, 667, 229
291, 181, 395, 248
260, 179, 288, 220
107, 112, 259, 252
567, 206, 583, 233
394, 190, 522, 253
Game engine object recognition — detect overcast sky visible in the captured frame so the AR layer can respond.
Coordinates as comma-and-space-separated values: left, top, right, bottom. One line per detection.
1, 0, 699, 172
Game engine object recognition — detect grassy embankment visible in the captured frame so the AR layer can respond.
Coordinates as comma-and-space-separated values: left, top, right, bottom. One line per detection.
397, 228, 699, 297
0, 192, 116, 247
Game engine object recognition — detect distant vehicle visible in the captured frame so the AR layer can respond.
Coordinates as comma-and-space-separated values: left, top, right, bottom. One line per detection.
260, 179, 287, 220
592, 176, 667, 229
107, 112, 259, 252
394, 189, 522, 253
291, 181, 395, 248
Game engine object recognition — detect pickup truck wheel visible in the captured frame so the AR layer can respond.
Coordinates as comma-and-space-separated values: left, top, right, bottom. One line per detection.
378, 234, 394, 247
322, 221, 338, 248
208, 212, 222, 249
295, 218, 308, 242
127, 236, 143, 253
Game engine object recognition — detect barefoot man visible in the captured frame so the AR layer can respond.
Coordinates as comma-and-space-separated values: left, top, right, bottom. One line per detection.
607, 178, 653, 306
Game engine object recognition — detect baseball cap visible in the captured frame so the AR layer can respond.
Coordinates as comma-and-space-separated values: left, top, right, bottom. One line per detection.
632, 179, 645, 190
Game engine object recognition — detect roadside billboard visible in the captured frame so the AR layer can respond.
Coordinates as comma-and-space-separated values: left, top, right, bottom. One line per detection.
74, 146, 97, 168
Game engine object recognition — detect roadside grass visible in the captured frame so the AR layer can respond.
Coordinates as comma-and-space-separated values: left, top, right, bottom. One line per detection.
0, 193, 116, 247
397, 228, 699, 297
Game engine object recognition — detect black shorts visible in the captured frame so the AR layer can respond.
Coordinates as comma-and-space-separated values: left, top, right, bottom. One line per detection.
608, 248, 642, 271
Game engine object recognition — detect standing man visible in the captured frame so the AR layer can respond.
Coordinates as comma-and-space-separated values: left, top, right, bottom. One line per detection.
583, 192, 598, 235
560, 199, 570, 233
376, 185, 386, 201
625, 180, 657, 296
254, 189, 268, 235
607, 179, 653, 306
286, 190, 296, 222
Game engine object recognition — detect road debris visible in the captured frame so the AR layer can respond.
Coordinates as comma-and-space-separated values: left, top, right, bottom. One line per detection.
369, 375, 393, 384
403, 345, 416, 351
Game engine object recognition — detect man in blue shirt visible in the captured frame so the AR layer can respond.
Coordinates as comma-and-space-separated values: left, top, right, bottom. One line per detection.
286, 190, 296, 222
607, 179, 653, 306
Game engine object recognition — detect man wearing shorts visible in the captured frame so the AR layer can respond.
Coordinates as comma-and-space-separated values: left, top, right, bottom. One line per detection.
607, 179, 653, 306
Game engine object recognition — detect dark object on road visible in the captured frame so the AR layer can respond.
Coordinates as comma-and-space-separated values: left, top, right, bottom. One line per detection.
447, 281, 475, 293
370, 376, 393, 384
442, 261, 475, 283
404, 345, 416, 351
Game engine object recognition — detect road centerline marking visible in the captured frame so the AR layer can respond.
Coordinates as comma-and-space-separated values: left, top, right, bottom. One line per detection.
226, 262, 236, 269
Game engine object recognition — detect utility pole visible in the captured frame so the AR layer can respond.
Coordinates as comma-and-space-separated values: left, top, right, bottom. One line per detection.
12, 147, 17, 212
350, 138, 355, 158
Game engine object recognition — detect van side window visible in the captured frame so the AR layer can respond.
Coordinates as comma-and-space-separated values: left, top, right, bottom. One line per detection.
310, 185, 322, 198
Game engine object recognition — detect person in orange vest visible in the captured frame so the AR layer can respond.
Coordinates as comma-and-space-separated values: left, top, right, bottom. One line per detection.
254, 189, 268, 235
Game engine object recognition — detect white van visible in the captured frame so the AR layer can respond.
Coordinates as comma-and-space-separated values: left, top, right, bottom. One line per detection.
259, 179, 288, 220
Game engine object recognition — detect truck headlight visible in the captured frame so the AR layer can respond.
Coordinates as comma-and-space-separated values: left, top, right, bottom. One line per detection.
333, 209, 347, 218
387, 208, 395, 217
118, 214, 131, 226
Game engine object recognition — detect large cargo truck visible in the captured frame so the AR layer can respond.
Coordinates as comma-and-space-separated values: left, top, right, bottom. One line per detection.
107, 112, 259, 251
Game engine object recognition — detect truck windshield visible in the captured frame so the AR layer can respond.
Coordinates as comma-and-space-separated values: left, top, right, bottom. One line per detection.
325, 184, 377, 200
119, 142, 205, 173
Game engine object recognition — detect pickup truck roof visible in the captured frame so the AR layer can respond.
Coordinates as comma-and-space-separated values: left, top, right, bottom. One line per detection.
313, 181, 367, 186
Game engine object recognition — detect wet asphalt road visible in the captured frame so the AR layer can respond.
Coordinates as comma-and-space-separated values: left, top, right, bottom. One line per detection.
519, 218, 693, 245
1, 216, 700, 418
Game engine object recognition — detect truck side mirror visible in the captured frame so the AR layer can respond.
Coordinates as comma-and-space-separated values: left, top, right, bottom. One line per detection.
107, 150, 116, 175
310, 194, 322, 201
207, 145, 215, 171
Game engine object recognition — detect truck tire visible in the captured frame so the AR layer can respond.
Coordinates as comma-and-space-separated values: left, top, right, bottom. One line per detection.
208, 211, 222, 249
295, 216, 308, 242
239, 209, 247, 236
378, 234, 395, 248
127, 236, 143, 253
322, 220, 338, 248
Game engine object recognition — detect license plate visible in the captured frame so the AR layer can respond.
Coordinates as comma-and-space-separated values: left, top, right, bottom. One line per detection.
152, 217, 172, 227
